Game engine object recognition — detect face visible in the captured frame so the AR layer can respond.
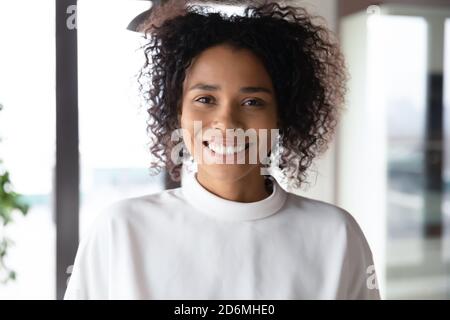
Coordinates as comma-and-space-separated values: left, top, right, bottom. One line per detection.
179, 44, 278, 182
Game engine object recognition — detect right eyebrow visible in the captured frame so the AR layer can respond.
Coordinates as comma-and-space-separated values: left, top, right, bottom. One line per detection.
188, 83, 221, 92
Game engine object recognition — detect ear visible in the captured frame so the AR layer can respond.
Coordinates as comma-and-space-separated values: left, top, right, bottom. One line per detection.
177, 107, 182, 126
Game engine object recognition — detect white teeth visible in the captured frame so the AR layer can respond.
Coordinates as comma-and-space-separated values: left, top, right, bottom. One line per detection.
206, 142, 247, 155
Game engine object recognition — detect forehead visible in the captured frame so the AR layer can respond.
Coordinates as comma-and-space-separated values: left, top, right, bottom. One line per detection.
183, 44, 274, 89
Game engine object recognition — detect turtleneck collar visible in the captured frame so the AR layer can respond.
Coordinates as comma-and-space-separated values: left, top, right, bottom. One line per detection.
181, 172, 288, 221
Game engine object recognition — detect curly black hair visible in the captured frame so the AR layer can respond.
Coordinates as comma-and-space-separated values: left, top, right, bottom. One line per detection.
137, 0, 348, 189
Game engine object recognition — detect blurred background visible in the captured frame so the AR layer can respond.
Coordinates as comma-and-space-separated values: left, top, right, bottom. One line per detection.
0, 0, 449, 299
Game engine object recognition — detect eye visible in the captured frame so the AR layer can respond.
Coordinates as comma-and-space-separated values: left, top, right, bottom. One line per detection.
194, 96, 215, 105
243, 98, 265, 107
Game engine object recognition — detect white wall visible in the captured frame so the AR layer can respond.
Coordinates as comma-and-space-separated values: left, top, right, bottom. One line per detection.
286, 0, 339, 205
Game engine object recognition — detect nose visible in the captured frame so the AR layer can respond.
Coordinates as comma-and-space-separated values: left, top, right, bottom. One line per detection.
210, 102, 243, 132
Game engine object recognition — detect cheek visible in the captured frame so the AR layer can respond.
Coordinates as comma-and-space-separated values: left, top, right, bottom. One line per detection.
248, 105, 278, 127
180, 110, 204, 156
251, 114, 278, 154
180, 115, 194, 152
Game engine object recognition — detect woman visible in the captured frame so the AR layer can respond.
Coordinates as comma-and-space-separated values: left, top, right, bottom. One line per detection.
65, 0, 380, 299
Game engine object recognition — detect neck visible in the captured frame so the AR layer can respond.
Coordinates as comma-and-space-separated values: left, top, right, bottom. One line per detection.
196, 168, 270, 203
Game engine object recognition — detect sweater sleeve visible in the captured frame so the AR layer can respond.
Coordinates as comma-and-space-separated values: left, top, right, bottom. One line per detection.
63, 210, 112, 300
339, 213, 381, 300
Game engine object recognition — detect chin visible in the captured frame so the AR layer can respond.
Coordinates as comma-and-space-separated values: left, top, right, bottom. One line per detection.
199, 164, 259, 182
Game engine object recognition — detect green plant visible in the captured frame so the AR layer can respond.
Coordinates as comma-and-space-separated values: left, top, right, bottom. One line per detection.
0, 103, 30, 284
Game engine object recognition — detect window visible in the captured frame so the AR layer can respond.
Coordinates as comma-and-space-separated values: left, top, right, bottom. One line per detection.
77, 0, 165, 238
0, 0, 56, 299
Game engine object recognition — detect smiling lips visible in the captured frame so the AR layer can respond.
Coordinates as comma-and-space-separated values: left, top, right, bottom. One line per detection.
203, 140, 250, 155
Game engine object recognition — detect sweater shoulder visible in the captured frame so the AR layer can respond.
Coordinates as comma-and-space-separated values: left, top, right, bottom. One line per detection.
93, 187, 185, 224
284, 192, 360, 232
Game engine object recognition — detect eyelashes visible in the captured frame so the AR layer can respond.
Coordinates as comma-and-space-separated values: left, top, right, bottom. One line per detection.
194, 96, 215, 104
193, 96, 266, 107
242, 99, 265, 107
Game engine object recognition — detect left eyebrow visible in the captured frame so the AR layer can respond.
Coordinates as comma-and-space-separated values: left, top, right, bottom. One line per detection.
239, 86, 273, 94
188, 82, 273, 95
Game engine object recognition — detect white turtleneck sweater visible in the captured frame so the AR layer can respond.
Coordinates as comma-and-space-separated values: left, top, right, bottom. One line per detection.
64, 172, 380, 300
